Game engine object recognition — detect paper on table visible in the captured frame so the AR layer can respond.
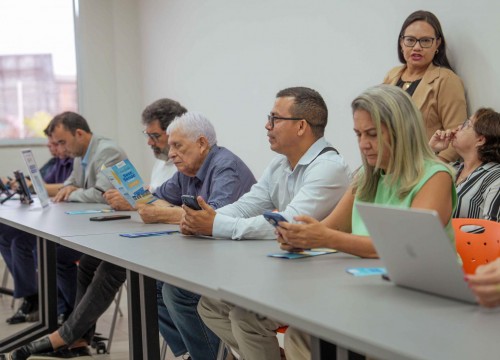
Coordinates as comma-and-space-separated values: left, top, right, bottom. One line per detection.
65, 209, 115, 215
268, 248, 337, 259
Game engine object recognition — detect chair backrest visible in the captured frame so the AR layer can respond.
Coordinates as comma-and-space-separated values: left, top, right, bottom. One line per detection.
452, 218, 500, 274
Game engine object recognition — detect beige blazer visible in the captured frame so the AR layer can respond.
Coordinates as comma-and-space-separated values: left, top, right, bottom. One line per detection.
384, 63, 467, 162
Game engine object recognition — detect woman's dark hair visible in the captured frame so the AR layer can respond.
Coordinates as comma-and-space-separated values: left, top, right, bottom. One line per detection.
474, 108, 500, 163
397, 10, 452, 70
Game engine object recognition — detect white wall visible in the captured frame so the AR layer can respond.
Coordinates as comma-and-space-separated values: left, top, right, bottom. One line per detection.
2, 0, 500, 182
138, 0, 500, 177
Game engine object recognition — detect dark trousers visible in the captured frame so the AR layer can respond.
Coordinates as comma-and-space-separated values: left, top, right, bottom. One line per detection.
0, 223, 82, 315
58, 255, 126, 345
0, 224, 37, 298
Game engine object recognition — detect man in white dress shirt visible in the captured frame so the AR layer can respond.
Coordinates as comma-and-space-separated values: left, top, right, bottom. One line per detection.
180, 86, 351, 360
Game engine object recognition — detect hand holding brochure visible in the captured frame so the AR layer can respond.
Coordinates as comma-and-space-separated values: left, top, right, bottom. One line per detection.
101, 159, 157, 207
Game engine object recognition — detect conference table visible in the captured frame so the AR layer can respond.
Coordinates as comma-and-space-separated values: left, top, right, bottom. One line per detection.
2, 198, 500, 360
0, 199, 169, 358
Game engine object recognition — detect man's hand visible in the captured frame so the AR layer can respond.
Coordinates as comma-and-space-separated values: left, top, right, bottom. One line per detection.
53, 186, 78, 203
180, 196, 216, 236
103, 189, 134, 211
138, 202, 184, 224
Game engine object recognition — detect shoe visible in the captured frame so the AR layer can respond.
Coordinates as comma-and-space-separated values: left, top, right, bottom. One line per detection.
27, 346, 92, 359
6, 294, 39, 324
7, 337, 53, 360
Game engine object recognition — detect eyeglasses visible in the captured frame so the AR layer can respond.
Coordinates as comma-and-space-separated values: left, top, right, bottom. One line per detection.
401, 36, 436, 48
461, 119, 472, 130
142, 130, 163, 142
267, 114, 303, 129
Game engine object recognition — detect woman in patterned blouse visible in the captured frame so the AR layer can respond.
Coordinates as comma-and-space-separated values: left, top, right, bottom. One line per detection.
429, 108, 500, 220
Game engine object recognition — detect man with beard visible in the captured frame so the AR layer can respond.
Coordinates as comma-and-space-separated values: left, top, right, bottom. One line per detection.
103, 98, 187, 210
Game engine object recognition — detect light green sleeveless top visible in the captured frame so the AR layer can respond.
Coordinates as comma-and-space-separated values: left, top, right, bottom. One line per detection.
351, 161, 457, 241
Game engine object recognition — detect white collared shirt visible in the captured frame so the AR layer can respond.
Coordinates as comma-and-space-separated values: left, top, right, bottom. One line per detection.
213, 137, 351, 240
149, 159, 177, 193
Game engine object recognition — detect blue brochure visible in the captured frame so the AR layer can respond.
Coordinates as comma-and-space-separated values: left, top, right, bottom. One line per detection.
66, 209, 115, 215
119, 230, 180, 238
268, 248, 337, 259
345, 267, 387, 276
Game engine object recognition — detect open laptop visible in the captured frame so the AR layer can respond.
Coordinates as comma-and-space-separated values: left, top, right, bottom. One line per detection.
356, 202, 477, 304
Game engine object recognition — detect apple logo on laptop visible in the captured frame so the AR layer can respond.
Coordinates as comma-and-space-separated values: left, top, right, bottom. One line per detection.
405, 244, 417, 258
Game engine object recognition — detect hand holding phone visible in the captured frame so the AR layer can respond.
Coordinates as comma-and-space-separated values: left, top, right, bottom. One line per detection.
181, 195, 202, 210
263, 211, 288, 227
89, 214, 131, 221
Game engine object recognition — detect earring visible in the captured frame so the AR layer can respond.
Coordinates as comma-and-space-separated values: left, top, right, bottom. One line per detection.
435, 49, 439, 54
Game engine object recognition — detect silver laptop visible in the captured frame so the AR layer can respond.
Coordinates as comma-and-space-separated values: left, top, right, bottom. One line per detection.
356, 202, 477, 304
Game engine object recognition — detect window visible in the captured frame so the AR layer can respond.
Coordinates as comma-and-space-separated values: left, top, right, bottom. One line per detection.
0, 0, 78, 143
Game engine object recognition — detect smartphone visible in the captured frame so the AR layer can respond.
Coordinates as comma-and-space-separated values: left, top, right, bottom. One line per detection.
14, 170, 34, 205
263, 211, 288, 227
89, 214, 131, 221
181, 195, 202, 210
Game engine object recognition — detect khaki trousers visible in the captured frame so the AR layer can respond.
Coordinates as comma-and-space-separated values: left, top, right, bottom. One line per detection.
198, 296, 286, 360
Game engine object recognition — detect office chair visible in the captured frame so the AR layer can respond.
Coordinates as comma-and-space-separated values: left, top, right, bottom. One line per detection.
452, 218, 500, 274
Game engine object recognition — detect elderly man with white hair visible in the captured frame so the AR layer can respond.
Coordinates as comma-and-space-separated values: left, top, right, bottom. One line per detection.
8, 112, 255, 360
138, 111, 257, 360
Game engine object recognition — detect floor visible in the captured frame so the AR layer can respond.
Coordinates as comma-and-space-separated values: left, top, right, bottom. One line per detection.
0, 261, 179, 360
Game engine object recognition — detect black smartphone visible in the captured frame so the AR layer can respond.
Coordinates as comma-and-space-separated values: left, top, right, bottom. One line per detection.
89, 214, 131, 222
181, 195, 202, 210
263, 211, 288, 227
14, 170, 33, 205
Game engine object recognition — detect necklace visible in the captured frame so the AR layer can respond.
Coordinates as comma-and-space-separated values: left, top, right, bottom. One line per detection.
402, 81, 413, 91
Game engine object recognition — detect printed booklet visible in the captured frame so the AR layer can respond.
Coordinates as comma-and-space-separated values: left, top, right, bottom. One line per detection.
102, 159, 157, 207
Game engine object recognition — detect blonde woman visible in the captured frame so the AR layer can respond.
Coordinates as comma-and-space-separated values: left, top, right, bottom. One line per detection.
277, 84, 457, 359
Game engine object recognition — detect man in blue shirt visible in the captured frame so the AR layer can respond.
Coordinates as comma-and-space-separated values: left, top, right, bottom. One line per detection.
136, 112, 256, 360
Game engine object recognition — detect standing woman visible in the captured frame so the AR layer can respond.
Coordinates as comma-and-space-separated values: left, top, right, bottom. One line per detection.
384, 10, 467, 162
429, 108, 500, 220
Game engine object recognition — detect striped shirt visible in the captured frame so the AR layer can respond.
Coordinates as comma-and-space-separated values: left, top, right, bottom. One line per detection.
453, 162, 500, 221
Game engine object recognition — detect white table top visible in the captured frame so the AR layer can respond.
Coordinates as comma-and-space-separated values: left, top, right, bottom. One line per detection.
0, 200, 169, 241
217, 256, 500, 360
4, 202, 500, 360
59, 232, 276, 299
60, 230, 500, 360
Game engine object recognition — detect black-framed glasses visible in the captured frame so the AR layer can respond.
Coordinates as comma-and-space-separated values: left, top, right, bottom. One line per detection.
142, 130, 162, 142
267, 114, 303, 129
401, 36, 436, 48
460, 119, 472, 130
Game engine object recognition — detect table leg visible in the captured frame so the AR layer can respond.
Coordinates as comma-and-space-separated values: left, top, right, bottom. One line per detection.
311, 337, 366, 360
127, 270, 160, 359
0, 237, 58, 352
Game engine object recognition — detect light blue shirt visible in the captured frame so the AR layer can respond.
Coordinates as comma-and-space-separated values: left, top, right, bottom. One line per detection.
80, 136, 92, 185
213, 137, 351, 240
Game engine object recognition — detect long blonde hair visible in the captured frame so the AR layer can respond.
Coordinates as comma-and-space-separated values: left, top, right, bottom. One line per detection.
352, 84, 444, 201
